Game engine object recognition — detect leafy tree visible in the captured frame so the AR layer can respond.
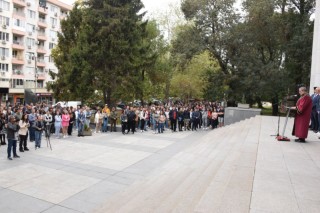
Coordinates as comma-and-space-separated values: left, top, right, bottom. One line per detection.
50, 0, 155, 105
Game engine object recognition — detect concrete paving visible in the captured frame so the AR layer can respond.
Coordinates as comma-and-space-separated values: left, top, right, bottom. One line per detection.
0, 116, 319, 212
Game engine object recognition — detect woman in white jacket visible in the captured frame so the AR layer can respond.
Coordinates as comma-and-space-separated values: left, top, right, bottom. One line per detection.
94, 109, 103, 133
18, 114, 30, 152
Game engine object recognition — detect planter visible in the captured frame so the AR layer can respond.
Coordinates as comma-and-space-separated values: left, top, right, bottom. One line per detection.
237, 103, 250, 109
83, 130, 92, 136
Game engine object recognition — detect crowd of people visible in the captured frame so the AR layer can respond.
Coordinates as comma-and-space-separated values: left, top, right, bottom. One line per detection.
0, 101, 224, 160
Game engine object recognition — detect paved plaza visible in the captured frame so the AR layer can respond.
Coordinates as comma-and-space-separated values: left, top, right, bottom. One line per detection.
0, 116, 320, 212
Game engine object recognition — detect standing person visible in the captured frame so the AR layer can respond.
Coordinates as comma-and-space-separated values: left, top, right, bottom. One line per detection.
202, 107, 208, 130
212, 108, 219, 129
110, 107, 118, 132
94, 109, 103, 133
310, 87, 319, 131
0, 113, 6, 145
183, 108, 190, 131
120, 110, 128, 135
127, 107, 136, 134
177, 108, 184, 131
164, 108, 170, 129
217, 105, 225, 128
158, 111, 166, 133
68, 112, 75, 136
33, 115, 44, 149
61, 110, 70, 138
139, 108, 147, 133
77, 108, 85, 137
291, 87, 312, 142
28, 108, 36, 142
192, 108, 201, 131
6, 116, 20, 160
44, 110, 53, 139
102, 104, 110, 132
169, 106, 178, 132
18, 114, 30, 152
74, 106, 79, 130
207, 108, 212, 129
54, 110, 62, 139
153, 110, 160, 134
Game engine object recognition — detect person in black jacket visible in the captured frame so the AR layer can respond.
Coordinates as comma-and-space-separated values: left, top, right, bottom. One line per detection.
192, 108, 201, 131
177, 108, 184, 131
68, 111, 75, 136
169, 106, 178, 132
183, 108, 190, 131
127, 107, 136, 134
6, 116, 20, 160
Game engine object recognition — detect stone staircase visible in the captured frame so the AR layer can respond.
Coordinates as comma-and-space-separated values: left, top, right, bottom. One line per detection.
95, 116, 262, 213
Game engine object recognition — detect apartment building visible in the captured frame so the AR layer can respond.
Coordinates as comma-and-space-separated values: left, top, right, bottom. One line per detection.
0, 0, 72, 105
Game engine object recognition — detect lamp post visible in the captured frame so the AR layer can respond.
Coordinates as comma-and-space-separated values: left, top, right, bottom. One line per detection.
30, 53, 38, 95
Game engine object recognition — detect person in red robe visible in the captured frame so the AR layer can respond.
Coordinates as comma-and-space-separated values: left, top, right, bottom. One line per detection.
291, 87, 312, 142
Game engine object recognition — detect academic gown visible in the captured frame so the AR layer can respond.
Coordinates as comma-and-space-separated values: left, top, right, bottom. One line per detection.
292, 94, 312, 139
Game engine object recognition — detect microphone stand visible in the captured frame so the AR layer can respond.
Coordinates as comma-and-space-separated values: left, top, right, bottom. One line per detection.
276, 106, 291, 141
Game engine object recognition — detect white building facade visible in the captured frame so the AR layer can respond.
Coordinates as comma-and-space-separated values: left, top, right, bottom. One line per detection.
0, 0, 71, 105
310, 0, 320, 93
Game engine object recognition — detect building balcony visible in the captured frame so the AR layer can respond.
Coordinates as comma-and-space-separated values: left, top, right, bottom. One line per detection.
37, 73, 46, 80
12, 41, 25, 50
37, 61, 46, 67
38, 6, 48, 15
12, 57, 25, 65
37, 48, 47, 54
37, 34, 47, 41
12, 29, 26, 36
9, 88, 24, 94
12, 73, 25, 79
13, 12, 26, 18
38, 21, 47, 28
13, 0, 26, 7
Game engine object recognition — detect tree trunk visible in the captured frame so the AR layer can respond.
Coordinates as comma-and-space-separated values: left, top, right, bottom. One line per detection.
103, 89, 107, 105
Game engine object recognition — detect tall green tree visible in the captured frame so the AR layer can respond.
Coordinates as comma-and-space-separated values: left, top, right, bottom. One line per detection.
50, 0, 154, 105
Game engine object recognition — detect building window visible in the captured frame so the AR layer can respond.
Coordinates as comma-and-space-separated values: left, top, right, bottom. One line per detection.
50, 17, 57, 27
37, 80, 44, 88
26, 23, 35, 33
49, 55, 54, 63
0, 31, 9, 41
26, 38, 35, 47
50, 5, 58, 13
49, 30, 56, 38
0, 47, 9, 57
0, 63, 8, 71
0, 15, 9, 26
0, 0, 10, 11
12, 79, 24, 88
27, 10, 36, 19
13, 18, 25, 27
49, 42, 55, 49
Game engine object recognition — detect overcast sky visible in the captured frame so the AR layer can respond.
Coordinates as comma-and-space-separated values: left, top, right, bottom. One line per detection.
64, 0, 181, 17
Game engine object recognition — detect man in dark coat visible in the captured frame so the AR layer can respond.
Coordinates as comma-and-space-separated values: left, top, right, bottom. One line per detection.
169, 106, 178, 132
